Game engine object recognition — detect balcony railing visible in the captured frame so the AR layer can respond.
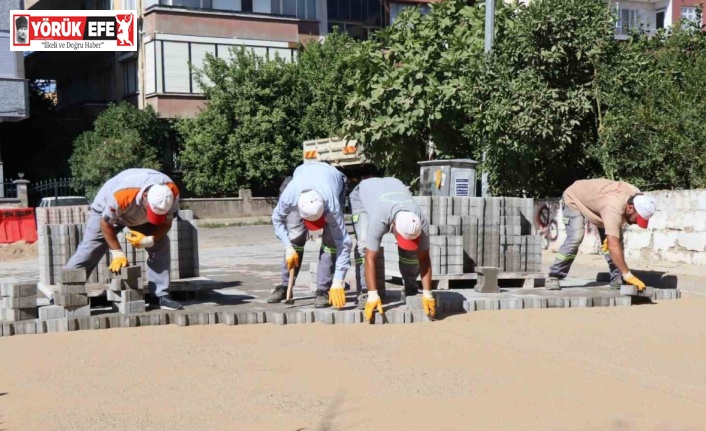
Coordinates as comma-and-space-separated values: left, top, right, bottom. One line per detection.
614, 25, 658, 38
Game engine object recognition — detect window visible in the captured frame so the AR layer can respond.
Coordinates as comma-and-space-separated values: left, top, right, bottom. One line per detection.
122, 58, 137, 95
121, 0, 137, 9
273, 0, 315, 18
163, 41, 190, 93
213, 0, 240, 11
682, 6, 697, 23
190, 43, 216, 90
617, 8, 639, 34
389, 2, 429, 26
145, 42, 156, 94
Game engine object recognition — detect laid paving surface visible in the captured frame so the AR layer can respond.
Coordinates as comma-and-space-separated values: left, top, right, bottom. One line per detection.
0, 225, 684, 335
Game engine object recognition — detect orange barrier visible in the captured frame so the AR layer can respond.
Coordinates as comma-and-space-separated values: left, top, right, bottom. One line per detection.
0, 208, 38, 244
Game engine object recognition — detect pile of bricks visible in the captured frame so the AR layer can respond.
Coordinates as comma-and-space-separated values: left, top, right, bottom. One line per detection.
35, 205, 90, 225
381, 196, 542, 275
107, 266, 146, 314
42, 269, 92, 319
37, 210, 199, 286
0, 283, 38, 322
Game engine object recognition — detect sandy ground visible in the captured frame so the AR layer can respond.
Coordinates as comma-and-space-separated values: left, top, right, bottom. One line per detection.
2, 225, 706, 430
1, 297, 706, 431
0, 241, 37, 262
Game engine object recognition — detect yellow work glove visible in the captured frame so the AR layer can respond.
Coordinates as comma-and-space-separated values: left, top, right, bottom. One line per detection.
422, 290, 436, 318
126, 230, 155, 249
328, 279, 346, 309
623, 272, 646, 291
285, 245, 299, 271
601, 238, 609, 254
364, 290, 384, 322
109, 249, 128, 274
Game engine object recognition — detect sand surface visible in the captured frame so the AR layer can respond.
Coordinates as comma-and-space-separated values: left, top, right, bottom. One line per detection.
1, 297, 706, 431
0, 241, 37, 262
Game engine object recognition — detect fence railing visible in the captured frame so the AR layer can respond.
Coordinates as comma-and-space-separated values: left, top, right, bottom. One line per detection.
1, 181, 18, 199
30, 178, 86, 207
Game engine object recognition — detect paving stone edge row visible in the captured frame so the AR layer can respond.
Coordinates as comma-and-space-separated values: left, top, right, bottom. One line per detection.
0, 289, 681, 338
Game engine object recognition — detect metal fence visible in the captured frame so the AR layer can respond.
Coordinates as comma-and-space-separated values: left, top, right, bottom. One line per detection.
30, 178, 86, 206
1, 181, 18, 199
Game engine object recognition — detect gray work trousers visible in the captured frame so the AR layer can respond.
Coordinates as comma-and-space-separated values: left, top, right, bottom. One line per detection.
548, 201, 622, 284
64, 210, 171, 297
349, 188, 419, 294
279, 210, 337, 291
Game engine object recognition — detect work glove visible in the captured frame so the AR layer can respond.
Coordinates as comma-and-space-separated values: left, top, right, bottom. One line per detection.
601, 238, 609, 254
364, 290, 384, 322
285, 245, 299, 271
422, 290, 436, 318
328, 279, 346, 309
623, 272, 646, 291
109, 249, 128, 274
126, 230, 154, 249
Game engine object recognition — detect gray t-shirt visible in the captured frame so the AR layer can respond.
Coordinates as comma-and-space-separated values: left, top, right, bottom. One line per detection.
351, 177, 430, 252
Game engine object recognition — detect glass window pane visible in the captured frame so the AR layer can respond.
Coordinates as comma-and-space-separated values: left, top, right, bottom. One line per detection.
306, 0, 316, 19
327, 0, 337, 19
253, 0, 270, 13
368, 0, 380, 26
350, 0, 361, 20
213, 0, 240, 10
271, 0, 280, 14
283, 0, 296, 15
338, 0, 349, 20
297, 0, 305, 18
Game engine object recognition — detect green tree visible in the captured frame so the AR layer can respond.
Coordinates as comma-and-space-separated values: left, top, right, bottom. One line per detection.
594, 10, 706, 190
69, 102, 167, 199
178, 34, 358, 197
468, 0, 617, 197
344, 0, 515, 184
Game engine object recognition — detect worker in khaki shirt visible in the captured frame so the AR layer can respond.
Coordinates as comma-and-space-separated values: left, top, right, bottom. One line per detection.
546, 179, 656, 291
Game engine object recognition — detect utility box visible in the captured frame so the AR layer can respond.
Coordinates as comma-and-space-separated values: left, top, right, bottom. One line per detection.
418, 159, 479, 197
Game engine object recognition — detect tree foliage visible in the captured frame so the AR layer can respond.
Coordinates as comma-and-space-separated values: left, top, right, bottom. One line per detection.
70, 102, 167, 199
594, 12, 706, 190
177, 32, 356, 197
467, 0, 617, 197
344, 0, 515, 184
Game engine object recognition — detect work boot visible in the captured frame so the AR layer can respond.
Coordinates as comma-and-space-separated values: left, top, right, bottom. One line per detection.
158, 294, 184, 310
356, 292, 367, 310
545, 277, 561, 291
314, 290, 330, 308
266, 285, 288, 303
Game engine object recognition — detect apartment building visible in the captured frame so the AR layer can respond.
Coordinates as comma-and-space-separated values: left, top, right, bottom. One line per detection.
0, 0, 30, 190
610, 0, 704, 37
24, 0, 434, 119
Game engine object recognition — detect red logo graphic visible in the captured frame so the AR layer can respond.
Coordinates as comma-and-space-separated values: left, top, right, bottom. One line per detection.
115, 14, 134, 47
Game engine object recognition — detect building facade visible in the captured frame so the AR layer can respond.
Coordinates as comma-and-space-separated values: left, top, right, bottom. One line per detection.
25, 0, 437, 119
0, 0, 30, 191
609, 0, 705, 37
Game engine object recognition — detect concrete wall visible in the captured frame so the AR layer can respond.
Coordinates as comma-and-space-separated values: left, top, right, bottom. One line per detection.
623, 189, 706, 266
535, 190, 706, 267
180, 189, 277, 219
533, 198, 601, 255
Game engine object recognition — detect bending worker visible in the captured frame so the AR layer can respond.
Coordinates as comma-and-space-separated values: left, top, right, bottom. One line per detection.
349, 177, 435, 321
546, 178, 656, 291
64, 168, 184, 310
269, 161, 351, 309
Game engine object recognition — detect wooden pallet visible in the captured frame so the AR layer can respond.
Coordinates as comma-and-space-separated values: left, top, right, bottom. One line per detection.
387, 270, 545, 290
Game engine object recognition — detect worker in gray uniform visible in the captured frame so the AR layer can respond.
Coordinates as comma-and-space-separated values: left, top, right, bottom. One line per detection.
63, 168, 184, 310
269, 161, 352, 309
349, 177, 436, 321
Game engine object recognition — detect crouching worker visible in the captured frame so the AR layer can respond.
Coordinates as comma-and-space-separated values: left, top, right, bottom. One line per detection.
270, 161, 352, 309
349, 177, 435, 321
64, 168, 183, 310
546, 178, 656, 291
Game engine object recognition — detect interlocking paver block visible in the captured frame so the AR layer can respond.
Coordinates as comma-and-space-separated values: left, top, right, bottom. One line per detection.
109, 266, 142, 280
38, 305, 67, 320
59, 284, 87, 294
60, 269, 87, 284
3, 296, 38, 309
1, 283, 38, 298
53, 292, 89, 307
117, 300, 146, 315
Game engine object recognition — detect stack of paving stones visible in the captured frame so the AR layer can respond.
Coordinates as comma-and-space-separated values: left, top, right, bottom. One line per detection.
46, 269, 91, 318
382, 196, 542, 275
0, 283, 38, 322
107, 266, 146, 314
38, 210, 199, 287
35, 205, 90, 226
